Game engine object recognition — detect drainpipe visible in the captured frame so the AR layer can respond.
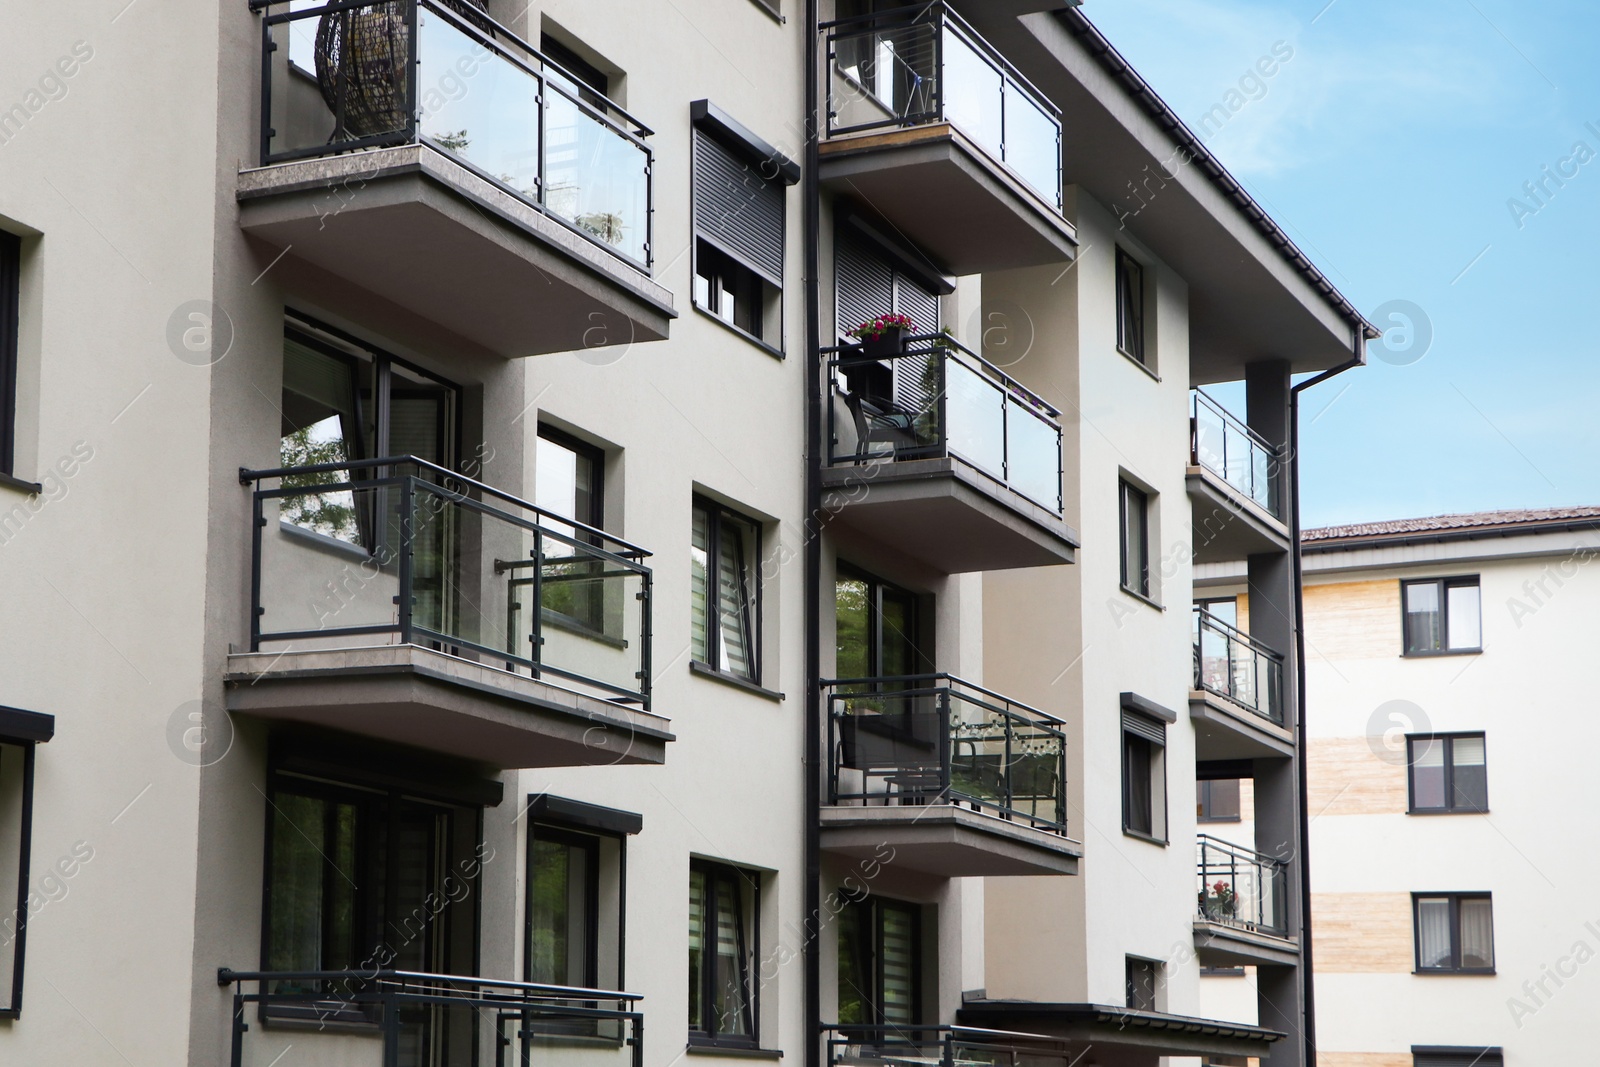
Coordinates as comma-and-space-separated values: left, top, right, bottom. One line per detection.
1287, 330, 1364, 1066
803, 2, 823, 1067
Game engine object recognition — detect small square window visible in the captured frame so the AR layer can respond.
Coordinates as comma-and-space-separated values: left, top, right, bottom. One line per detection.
1197, 778, 1241, 823
1413, 893, 1494, 973
1119, 479, 1151, 599
1115, 248, 1147, 365
1408, 734, 1487, 814
1402, 577, 1481, 655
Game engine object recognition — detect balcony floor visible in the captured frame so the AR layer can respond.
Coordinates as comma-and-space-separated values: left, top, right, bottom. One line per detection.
819, 804, 1080, 877
1193, 918, 1300, 968
1190, 689, 1295, 761
1186, 465, 1291, 564
226, 644, 673, 769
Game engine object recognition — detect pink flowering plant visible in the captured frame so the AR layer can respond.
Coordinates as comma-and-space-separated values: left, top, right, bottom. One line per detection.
848, 313, 914, 341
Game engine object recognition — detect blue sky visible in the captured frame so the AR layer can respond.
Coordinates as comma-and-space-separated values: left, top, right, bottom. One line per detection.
1084, 0, 1600, 528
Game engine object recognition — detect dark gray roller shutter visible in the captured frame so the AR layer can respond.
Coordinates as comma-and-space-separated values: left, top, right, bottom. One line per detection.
1122, 709, 1166, 746
893, 276, 938, 337
835, 227, 894, 339
1413, 1052, 1502, 1067
694, 129, 785, 287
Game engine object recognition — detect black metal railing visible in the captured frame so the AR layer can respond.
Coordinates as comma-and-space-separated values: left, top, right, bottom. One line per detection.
824, 1025, 1075, 1067
1190, 390, 1280, 517
242, 455, 653, 711
824, 674, 1067, 834
251, 0, 654, 269
219, 969, 643, 1067
821, 1, 1062, 209
827, 334, 1064, 515
1192, 606, 1284, 723
1196, 835, 1288, 936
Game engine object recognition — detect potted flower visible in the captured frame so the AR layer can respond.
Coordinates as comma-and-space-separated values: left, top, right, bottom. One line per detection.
1202, 880, 1237, 920
850, 313, 915, 358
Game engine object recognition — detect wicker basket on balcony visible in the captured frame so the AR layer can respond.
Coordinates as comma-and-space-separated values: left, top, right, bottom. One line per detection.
314, 0, 493, 140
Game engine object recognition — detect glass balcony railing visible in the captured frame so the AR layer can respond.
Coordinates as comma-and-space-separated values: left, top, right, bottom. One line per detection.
255, 0, 653, 269
822, 1, 1063, 210
825, 1026, 1075, 1067
1196, 834, 1288, 937
244, 455, 653, 712
824, 674, 1068, 835
1192, 606, 1284, 723
219, 969, 643, 1067
1191, 390, 1280, 517
827, 334, 1064, 514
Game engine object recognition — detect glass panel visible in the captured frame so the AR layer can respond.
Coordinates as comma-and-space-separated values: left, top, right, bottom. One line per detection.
879, 905, 916, 1025
691, 505, 711, 665
712, 873, 752, 1036
1459, 898, 1494, 968
1447, 582, 1482, 649
879, 588, 920, 679
1124, 734, 1152, 835
266, 1, 413, 159
536, 434, 605, 632
835, 577, 871, 680
1003, 79, 1059, 204
1404, 582, 1443, 652
280, 337, 365, 543
529, 838, 592, 986
267, 792, 359, 993
687, 870, 706, 1031
940, 25, 1003, 156
1415, 897, 1453, 968
1148, 743, 1167, 841
1451, 736, 1489, 812
1193, 397, 1227, 473
1410, 737, 1447, 809
545, 89, 650, 264
715, 514, 759, 680
836, 903, 866, 1026
945, 358, 1005, 482
1007, 397, 1061, 510
417, 9, 542, 199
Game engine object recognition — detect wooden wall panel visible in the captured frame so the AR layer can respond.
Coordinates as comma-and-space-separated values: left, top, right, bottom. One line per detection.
1317, 1055, 1412, 1067
1312, 892, 1414, 973
1304, 579, 1401, 661
1308, 738, 1407, 817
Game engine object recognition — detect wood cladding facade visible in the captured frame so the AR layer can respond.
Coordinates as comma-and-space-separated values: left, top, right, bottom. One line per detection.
1312, 892, 1414, 973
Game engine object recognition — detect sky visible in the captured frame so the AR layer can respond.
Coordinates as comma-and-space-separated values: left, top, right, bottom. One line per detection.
1082, 0, 1600, 528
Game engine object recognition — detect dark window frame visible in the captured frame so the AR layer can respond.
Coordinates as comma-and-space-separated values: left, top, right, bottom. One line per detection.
525, 823, 603, 989
1412, 1048, 1503, 1067
1124, 956, 1159, 1010
1406, 733, 1488, 815
691, 116, 788, 357
540, 33, 611, 110
1119, 479, 1151, 600
835, 562, 931, 680
1411, 892, 1495, 975
1197, 778, 1242, 823
688, 859, 761, 1048
691, 496, 765, 685
1115, 247, 1147, 366
0, 231, 20, 477
535, 425, 610, 637
0, 711, 52, 1021
837, 895, 924, 1027
694, 240, 773, 348
1401, 576, 1482, 657
1121, 715, 1168, 846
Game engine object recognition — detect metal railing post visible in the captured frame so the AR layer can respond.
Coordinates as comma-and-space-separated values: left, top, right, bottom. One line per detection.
397, 477, 415, 646
382, 987, 401, 1067
529, 528, 543, 678
938, 687, 952, 800
230, 987, 246, 1067
250, 490, 265, 651
639, 568, 653, 712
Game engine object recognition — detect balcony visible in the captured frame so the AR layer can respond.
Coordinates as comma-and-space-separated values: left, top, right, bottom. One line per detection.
825, 1026, 1073, 1067
822, 675, 1080, 877
1187, 391, 1290, 564
819, 3, 1076, 274
227, 456, 673, 769
823, 335, 1078, 573
1191, 606, 1293, 760
240, 0, 672, 358
219, 969, 642, 1067
1194, 834, 1297, 967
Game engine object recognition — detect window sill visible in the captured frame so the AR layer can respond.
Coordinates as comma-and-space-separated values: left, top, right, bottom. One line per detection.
691, 660, 784, 702
0, 471, 42, 496
1413, 968, 1496, 976
1407, 808, 1490, 816
1120, 584, 1165, 612
744, 0, 786, 25
279, 519, 373, 563
1122, 828, 1168, 847
1116, 345, 1161, 382
1400, 648, 1482, 658
1198, 816, 1242, 824
687, 1043, 784, 1060
693, 303, 784, 361
543, 612, 630, 650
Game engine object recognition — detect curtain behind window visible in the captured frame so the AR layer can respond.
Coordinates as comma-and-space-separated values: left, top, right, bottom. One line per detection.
1415, 897, 1453, 967
1458, 898, 1494, 968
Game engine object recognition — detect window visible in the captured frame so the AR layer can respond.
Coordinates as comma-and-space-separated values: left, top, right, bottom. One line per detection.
1412, 1048, 1503, 1067
541, 33, 611, 110
836, 565, 929, 680
1197, 779, 1241, 823
1413, 893, 1494, 973
0, 231, 19, 476
1195, 596, 1237, 628
1119, 479, 1151, 598
1408, 734, 1487, 814
526, 797, 638, 998
536, 426, 607, 633
1402, 577, 1481, 655
1125, 957, 1159, 1011
1115, 247, 1146, 365
691, 497, 763, 683
1122, 709, 1167, 843
692, 105, 793, 352
838, 896, 921, 1027
689, 861, 759, 1045
0, 709, 53, 1019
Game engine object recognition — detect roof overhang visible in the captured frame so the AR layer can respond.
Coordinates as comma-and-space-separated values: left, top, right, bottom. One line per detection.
958, 1000, 1284, 1060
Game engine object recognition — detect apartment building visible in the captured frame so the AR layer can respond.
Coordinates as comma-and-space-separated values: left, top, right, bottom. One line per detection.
1195, 508, 1600, 1067
0, 3, 1371, 1067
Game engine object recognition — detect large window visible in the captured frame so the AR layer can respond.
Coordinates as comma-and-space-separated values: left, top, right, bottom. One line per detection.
536, 426, 607, 633
691, 497, 763, 683
1122, 708, 1167, 844
1115, 247, 1147, 366
1413, 893, 1494, 974
0, 709, 53, 1019
526, 797, 637, 997
835, 565, 928, 680
838, 896, 921, 1027
1408, 734, 1487, 814
1119, 479, 1151, 599
688, 861, 759, 1046
692, 104, 794, 352
0, 231, 19, 477
1197, 779, 1241, 823
1402, 577, 1481, 655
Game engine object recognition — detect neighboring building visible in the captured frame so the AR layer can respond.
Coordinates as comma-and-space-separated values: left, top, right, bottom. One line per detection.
1199, 507, 1600, 1066
0, 4, 1371, 1067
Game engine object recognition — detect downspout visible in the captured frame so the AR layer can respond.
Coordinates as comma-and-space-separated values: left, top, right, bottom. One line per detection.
1287, 331, 1364, 1066
803, 4, 823, 1067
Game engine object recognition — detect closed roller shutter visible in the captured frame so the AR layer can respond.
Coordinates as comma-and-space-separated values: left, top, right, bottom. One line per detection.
694, 129, 785, 287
